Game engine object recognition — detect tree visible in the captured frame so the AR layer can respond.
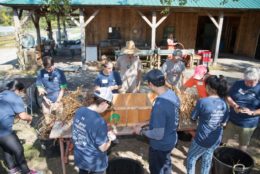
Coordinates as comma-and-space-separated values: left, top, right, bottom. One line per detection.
0, 7, 13, 25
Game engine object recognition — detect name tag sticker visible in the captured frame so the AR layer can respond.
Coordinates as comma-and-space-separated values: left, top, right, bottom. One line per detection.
44, 74, 49, 78
102, 79, 108, 84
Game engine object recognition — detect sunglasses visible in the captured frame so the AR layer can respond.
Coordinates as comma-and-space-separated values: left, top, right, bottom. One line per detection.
106, 101, 112, 107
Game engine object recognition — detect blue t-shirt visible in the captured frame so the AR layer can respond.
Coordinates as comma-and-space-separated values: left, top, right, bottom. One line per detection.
0, 90, 25, 137
149, 90, 180, 151
72, 107, 109, 172
229, 80, 260, 128
94, 71, 122, 93
36, 68, 67, 102
192, 97, 229, 148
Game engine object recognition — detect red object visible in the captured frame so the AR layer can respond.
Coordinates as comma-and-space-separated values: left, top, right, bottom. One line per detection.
198, 50, 212, 65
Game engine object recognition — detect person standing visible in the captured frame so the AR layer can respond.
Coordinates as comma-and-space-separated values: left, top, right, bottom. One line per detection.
134, 69, 180, 174
223, 66, 260, 151
182, 65, 209, 98
72, 87, 116, 174
161, 49, 185, 89
0, 80, 37, 174
36, 56, 67, 124
166, 33, 177, 59
116, 40, 142, 93
94, 61, 122, 93
186, 75, 229, 174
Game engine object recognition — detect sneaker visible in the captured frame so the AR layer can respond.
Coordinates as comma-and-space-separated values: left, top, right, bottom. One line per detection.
8, 167, 20, 174
29, 170, 43, 174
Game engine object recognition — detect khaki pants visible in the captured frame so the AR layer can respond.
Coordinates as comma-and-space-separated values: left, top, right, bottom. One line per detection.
222, 122, 256, 146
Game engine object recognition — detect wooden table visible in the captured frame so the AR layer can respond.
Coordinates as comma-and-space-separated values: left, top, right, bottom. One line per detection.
49, 121, 72, 174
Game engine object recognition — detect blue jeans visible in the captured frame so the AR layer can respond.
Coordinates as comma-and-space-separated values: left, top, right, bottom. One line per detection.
186, 140, 219, 174
149, 147, 172, 174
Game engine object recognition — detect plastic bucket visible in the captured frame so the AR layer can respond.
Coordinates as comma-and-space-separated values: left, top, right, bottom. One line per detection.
107, 158, 144, 174
212, 146, 254, 174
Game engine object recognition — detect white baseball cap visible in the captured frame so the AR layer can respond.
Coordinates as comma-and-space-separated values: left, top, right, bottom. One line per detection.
94, 87, 113, 103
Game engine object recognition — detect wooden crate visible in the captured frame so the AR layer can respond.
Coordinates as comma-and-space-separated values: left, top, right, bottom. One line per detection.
102, 93, 154, 126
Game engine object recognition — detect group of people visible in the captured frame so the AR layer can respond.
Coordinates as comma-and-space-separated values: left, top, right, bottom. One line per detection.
0, 39, 259, 174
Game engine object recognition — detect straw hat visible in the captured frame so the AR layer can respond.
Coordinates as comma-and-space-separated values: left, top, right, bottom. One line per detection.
121, 40, 140, 55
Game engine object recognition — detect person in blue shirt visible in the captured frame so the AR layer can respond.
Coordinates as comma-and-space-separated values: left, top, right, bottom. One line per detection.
72, 87, 116, 174
0, 80, 38, 174
186, 75, 229, 174
134, 69, 180, 174
36, 56, 67, 124
94, 61, 122, 93
223, 66, 260, 151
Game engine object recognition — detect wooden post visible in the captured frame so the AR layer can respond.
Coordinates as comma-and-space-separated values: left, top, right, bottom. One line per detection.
214, 13, 224, 64
207, 12, 224, 64
151, 12, 156, 50
138, 11, 168, 50
80, 9, 86, 65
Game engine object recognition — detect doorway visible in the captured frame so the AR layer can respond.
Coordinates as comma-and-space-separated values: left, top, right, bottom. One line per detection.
195, 16, 217, 51
255, 32, 260, 60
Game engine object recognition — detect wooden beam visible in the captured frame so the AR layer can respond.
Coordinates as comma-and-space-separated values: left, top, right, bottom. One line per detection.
214, 12, 224, 64
70, 16, 80, 27
138, 11, 152, 27
207, 12, 219, 29
155, 15, 168, 28
80, 9, 86, 65
83, 10, 99, 28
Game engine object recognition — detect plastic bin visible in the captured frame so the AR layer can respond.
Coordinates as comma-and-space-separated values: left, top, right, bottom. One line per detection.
212, 146, 254, 174
107, 158, 144, 174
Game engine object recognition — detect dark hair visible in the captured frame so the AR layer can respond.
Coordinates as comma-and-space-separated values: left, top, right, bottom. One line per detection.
6, 80, 25, 91
205, 75, 228, 98
43, 56, 54, 68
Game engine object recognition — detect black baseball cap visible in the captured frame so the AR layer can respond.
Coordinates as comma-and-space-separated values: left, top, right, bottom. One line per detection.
144, 69, 165, 87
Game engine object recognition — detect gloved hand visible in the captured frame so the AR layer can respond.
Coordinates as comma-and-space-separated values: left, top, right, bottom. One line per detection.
107, 131, 117, 141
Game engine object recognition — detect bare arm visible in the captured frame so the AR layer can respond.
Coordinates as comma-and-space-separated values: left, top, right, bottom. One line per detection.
56, 88, 65, 103
18, 112, 32, 123
98, 140, 112, 152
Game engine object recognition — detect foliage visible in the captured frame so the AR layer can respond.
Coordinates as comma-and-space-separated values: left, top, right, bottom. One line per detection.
43, 0, 71, 16
0, 7, 13, 26
160, 0, 240, 14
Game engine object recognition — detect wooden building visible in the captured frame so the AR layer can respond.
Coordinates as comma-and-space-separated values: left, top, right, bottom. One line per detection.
1, 0, 260, 64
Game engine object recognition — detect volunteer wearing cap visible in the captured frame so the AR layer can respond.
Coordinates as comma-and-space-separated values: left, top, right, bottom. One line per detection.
223, 66, 260, 151
182, 65, 209, 98
161, 49, 185, 89
116, 40, 142, 93
94, 61, 122, 93
134, 69, 180, 174
36, 56, 67, 124
72, 87, 116, 174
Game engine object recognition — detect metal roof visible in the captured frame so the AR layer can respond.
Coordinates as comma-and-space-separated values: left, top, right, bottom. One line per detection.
0, 0, 260, 9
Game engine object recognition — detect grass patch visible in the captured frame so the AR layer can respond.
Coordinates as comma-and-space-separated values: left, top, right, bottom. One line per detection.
0, 35, 15, 48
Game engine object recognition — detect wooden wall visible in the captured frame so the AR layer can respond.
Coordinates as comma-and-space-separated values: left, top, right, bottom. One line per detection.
234, 12, 260, 57
85, 7, 198, 49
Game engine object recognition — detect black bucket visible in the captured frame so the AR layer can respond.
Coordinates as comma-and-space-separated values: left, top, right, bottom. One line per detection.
107, 158, 144, 174
212, 146, 254, 174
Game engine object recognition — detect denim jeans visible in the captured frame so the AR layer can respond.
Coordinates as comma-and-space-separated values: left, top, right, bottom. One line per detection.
186, 140, 219, 174
149, 147, 172, 174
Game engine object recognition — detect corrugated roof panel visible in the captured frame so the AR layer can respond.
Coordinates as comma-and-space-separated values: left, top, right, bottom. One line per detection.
0, 0, 260, 9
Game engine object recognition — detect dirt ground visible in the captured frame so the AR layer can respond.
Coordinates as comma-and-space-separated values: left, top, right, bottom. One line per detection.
0, 52, 260, 174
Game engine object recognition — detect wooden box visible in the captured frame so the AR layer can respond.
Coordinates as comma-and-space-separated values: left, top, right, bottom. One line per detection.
102, 93, 155, 127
